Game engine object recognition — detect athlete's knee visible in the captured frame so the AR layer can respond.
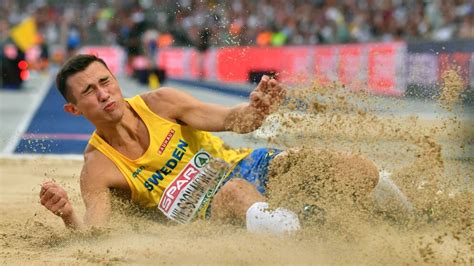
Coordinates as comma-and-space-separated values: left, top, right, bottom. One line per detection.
349, 154, 379, 191
215, 178, 260, 202
212, 178, 264, 220
360, 157, 379, 188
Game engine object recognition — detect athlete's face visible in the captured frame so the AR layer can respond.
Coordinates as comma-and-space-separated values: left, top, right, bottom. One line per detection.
63, 61, 125, 125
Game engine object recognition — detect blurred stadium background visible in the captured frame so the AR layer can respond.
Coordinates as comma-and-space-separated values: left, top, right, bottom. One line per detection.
0, 0, 473, 155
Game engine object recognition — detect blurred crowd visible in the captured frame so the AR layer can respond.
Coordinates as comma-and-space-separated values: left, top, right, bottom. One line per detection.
1, 0, 473, 88
1, 0, 473, 51
1, 0, 473, 86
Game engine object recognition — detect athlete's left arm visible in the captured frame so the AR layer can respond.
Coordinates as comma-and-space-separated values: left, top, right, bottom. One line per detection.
223, 75, 286, 133
147, 75, 285, 133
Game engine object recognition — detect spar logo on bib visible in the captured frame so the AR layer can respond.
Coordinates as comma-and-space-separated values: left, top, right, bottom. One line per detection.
159, 164, 199, 213
158, 151, 210, 215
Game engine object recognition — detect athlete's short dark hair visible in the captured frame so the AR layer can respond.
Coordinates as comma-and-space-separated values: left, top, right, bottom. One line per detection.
56, 54, 110, 103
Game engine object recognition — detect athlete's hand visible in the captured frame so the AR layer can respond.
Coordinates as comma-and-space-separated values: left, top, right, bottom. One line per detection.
40, 181, 74, 219
249, 75, 286, 115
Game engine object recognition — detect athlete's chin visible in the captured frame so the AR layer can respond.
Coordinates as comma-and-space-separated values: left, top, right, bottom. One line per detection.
93, 111, 124, 124
106, 112, 124, 122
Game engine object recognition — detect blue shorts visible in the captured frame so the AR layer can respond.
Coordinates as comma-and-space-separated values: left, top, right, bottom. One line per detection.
204, 148, 282, 219
225, 148, 282, 195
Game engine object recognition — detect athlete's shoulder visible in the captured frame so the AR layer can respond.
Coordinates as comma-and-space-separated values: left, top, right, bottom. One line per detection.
82, 144, 118, 183
83, 143, 105, 164
139, 87, 187, 121
83, 144, 104, 167
140, 87, 181, 105
82, 144, 130, 192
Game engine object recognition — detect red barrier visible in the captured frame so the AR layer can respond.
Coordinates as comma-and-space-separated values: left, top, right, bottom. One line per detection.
71, 43, 474, 98
367, 43, 404, 95
313, 46, 338, 85
215, 47, 287, 82
79, 46, 125, 75
279, 46, 313, 83
157, 48, 190, 77
157, 43, 406, 95
338, 44, 365, 91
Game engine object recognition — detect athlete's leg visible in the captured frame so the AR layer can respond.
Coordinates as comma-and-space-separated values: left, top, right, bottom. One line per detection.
210, 178, 300, 234
210, 178, 264, 222
335, 151, 380, 199
273, 148, 412, 216
372, 170, 414, 216
209, 148, 300, 234
273, 148, 380, 201
210, 148, 281, 221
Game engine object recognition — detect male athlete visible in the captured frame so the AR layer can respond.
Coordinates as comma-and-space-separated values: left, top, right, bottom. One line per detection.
39, 54, 380, 234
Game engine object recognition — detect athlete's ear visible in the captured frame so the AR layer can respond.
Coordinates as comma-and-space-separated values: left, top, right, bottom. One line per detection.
64, 103, 82, 116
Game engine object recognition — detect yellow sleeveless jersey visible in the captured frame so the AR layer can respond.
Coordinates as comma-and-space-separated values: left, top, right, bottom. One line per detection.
88, 95, 252, 208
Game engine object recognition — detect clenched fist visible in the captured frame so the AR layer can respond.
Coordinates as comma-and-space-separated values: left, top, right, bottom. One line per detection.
39, 181, 73, 218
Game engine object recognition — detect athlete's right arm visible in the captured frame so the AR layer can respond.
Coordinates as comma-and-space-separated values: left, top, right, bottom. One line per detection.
79, 151, 113, 228
39, 150, 113, 230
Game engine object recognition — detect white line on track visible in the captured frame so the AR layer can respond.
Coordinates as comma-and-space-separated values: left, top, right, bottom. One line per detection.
1, 75, 54, 155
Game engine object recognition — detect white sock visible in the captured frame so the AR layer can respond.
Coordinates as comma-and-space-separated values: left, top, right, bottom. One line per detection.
372, 170, 414, 215
246, 202, 300, 235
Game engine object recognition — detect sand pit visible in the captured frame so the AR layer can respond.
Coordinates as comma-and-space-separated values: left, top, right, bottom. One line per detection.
0, 152, 471, 264
1, 73, 473, 264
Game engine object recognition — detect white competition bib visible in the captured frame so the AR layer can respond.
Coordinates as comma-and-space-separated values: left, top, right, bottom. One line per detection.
158, 150, 229, 223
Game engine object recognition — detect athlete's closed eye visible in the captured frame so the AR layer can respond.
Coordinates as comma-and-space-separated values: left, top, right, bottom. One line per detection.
99, 77, 110, 86
81, 78, 109, 96
82, 86, 94, 95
